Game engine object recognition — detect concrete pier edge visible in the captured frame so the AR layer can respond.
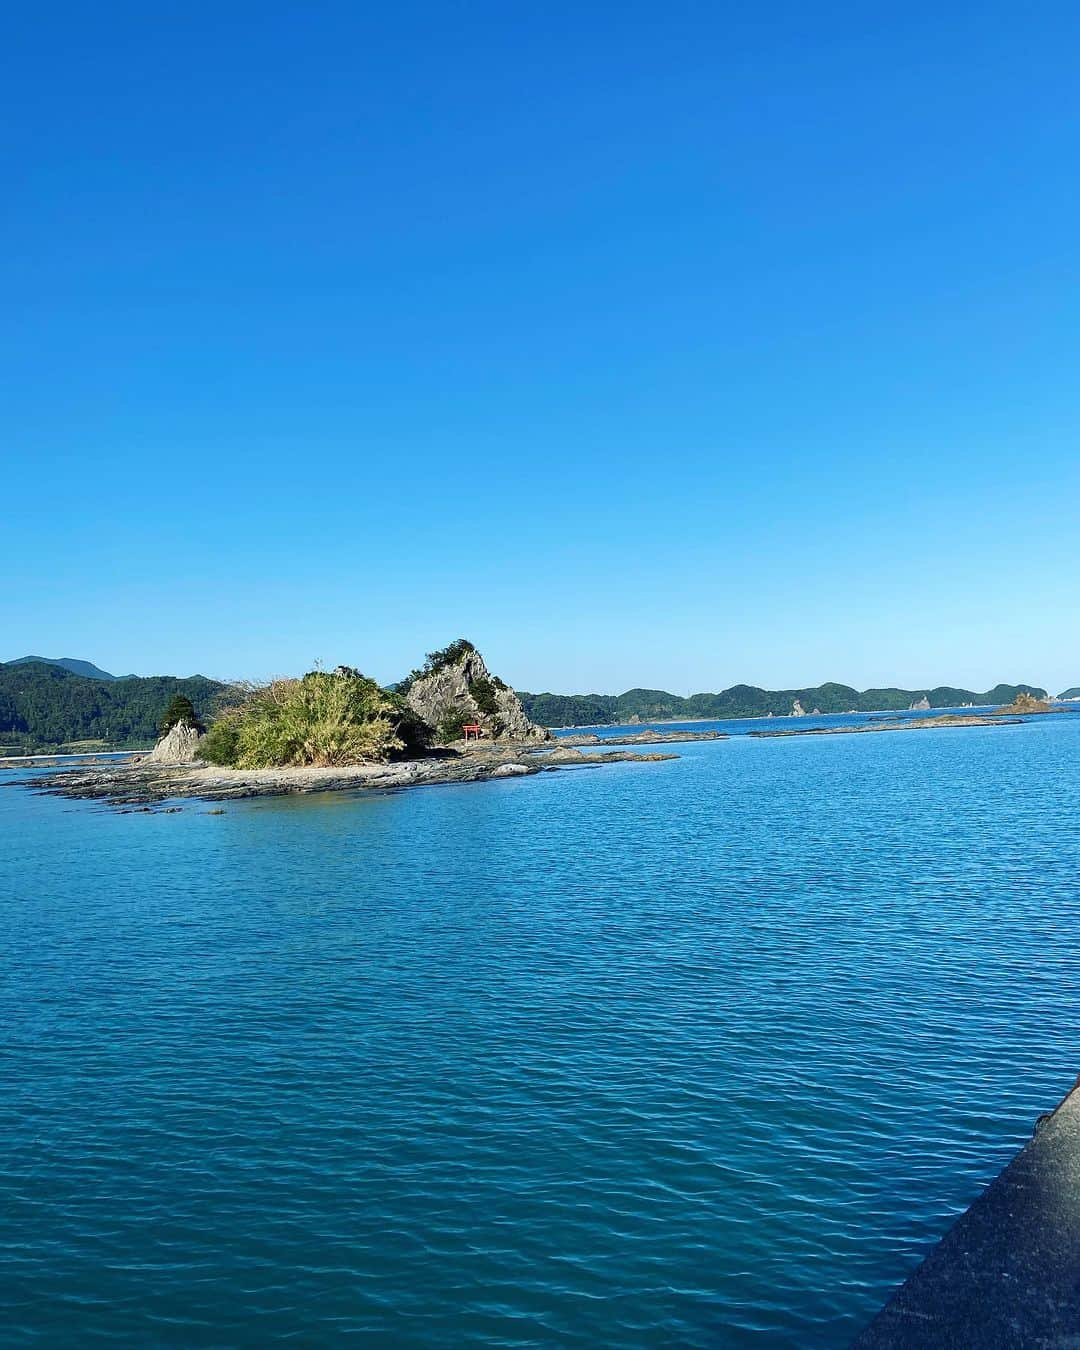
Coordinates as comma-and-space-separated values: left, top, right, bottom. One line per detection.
853, 1074, 1080, 1347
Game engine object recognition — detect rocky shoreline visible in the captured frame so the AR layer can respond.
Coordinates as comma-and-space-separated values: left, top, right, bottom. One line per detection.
6, 742, 677, 808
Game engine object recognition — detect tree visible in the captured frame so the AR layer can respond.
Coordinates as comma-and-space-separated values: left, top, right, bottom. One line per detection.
159, 694, 202, 736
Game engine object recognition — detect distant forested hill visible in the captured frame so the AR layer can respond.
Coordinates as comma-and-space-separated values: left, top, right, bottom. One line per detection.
0, 662, 227, 749
6, 655, 118, 680
517, 681, 1048, 726
1059, 687, 1080, 700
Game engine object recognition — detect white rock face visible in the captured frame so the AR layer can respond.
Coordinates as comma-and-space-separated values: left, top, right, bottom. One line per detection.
910, 695, 931, 712
145, 722, 204, 764
405, 647, 549, 742
791, 699, 807, 717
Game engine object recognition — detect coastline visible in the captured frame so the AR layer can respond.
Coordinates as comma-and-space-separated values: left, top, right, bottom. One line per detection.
7, 708, 1072, 807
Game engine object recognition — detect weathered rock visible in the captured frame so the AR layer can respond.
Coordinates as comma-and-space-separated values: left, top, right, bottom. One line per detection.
144, 722, 203, 764
11, 740, 677, 806
791, 699, 807, 717
993, 691, 1054, 715
543, 745, 593, 763
404, 646, 549, 742
910, 695, 931, 711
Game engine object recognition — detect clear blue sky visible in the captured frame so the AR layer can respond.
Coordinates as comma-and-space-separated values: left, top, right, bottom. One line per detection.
4, 2, 1079, 694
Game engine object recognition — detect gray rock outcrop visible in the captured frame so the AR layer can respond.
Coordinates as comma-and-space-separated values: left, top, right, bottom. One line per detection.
910, 695, 931, 712
145, 721, 204, 764
490, 763, 533, 777
404, 646, 549, 742
791, 699, 807, 717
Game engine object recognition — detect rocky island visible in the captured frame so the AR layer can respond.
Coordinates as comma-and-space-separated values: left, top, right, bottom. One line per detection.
989, 690, 1060, 716
11, 641, 677, 809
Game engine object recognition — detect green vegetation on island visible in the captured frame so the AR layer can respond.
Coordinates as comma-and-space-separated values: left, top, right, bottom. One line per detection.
398, 638, 479, 692
199, 668, 431, 768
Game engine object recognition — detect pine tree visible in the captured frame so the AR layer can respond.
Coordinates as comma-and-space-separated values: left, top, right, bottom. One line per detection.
159, 694, 201, 736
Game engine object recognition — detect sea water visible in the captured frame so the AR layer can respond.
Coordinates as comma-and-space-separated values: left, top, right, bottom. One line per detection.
2, 714, 1078, 1346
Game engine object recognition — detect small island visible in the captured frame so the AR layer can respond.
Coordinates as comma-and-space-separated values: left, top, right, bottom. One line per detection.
14, 641, 678, 808
989, 690, 1061, 716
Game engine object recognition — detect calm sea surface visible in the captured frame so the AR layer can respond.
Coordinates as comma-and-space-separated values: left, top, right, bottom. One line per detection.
3, 714, 1079, 1346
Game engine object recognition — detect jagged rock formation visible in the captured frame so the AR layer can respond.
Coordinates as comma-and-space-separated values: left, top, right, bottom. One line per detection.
404, 646, 549, 742
791, 699, 806, 717
910, 695, 931, 711
144, 721, 203, 764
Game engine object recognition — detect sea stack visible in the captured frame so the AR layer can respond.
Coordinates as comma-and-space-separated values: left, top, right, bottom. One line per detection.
404, 642, 549, 742
144, 721, 204, 764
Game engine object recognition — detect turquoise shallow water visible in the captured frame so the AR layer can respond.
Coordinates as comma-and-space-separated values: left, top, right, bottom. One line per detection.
2, 715, 1079, 1346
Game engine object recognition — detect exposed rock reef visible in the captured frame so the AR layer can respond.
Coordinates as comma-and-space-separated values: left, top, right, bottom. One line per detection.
10, 742, 673, 807
404, 645, 549, 742
750, 713, 1021, 738
143, 722, 203, 764
556, 729, 725, 747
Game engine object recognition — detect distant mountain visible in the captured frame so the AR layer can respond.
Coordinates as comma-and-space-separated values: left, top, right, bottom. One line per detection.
517, 681, 1049, 727
5, 655, 117, 681
0, 661, 227, 749
1059, 688, 1080, 700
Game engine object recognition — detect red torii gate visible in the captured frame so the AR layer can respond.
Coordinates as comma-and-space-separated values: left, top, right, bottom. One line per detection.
462, 723, 483, 743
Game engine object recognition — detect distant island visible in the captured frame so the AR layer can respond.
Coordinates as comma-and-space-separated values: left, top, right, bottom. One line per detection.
516, 681, 1054, 727
0, 652, 1072, 751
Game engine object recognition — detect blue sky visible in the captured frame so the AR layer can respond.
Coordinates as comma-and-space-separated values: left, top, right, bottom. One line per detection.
4, 2, 1079, 693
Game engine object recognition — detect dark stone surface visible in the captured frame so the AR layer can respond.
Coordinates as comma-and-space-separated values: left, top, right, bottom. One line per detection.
854, 1078, 1080, 1348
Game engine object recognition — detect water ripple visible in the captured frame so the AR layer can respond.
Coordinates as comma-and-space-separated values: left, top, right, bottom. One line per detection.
2, 717, 1079, 1345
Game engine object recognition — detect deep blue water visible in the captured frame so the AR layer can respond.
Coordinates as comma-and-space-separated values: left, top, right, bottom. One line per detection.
2, 714, 1079, 1346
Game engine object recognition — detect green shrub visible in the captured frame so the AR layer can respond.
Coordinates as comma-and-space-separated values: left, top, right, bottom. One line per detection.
199, 717, 241, 765
469, 675, 499, 716
384, 691, 433, 755
438, 709, 470, 743
200, 669, 412, 769
400, 638, 477, 691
